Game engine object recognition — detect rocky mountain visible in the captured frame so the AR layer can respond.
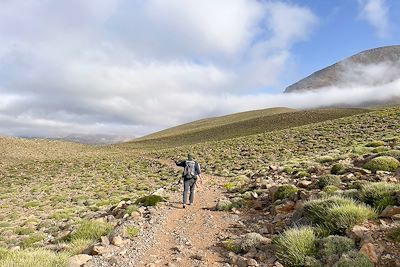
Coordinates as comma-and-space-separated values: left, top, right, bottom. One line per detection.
285, 45, 400, 93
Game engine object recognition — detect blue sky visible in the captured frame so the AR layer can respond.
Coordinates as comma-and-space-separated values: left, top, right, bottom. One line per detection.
0, 0, 399, 137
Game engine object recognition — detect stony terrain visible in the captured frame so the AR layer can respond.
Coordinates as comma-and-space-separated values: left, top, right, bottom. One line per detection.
0, 106, 399, 267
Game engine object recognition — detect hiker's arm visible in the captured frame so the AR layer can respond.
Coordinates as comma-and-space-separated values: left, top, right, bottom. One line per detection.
175, 160, 186, 167
196, 163, 203, 184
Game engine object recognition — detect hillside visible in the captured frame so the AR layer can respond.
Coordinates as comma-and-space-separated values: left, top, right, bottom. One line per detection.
127, 108, 368, 149
285, 45, 400, 92
0, 106, 399, 267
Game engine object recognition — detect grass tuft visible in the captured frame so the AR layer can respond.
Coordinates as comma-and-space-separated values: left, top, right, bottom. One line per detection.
275, 227, 316, 267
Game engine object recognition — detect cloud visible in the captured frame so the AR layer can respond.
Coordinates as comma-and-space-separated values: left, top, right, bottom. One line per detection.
0, 1, 319, 138
358, 0, 390, 38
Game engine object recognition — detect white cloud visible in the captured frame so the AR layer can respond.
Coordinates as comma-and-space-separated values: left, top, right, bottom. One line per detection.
0, 0, 320, 138
358, 0, 390, 38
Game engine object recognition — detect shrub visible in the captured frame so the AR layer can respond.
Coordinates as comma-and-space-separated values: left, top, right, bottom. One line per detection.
363, 156, 400, 172
283, 166, 294, 174
318, 235, 355, 262
331, 163, 346, 175
126, 205, 138, 215
295, 170, 310, 178
275, 227, 316, 267
216, 199, 233, 211
366, 140, 385, 147
240, 233, 265, 252
360, 182, 400, 212
275, 184, 298, 200
15, 227, 35, 235
302, 196, 376, 234
318, 175, 341, 189
66, 238, 94, 255
323, 186, 340, 195
352, 146, 374, 156
135, 195, 165, 207
0, 248, 68, 267
388, 226, 400, 242
378, 150, 400, 160
328, 203, 376, 233
336, 189, 359, 200
318, 156, 335, 164
69, 220, 113, 242
335, 251, 373, 267
224, 238, 241, 253
125, 226, 140, 238
21, 233, 46, 248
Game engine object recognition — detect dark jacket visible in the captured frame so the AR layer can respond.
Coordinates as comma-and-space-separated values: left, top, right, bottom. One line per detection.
175, 160, 201, 179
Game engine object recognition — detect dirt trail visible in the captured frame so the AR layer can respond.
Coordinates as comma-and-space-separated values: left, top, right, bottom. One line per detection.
138, 174, 231, 266
90, 159, 235, 267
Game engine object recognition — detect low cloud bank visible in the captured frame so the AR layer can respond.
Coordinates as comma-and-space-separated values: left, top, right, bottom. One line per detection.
0, 83, 398, 139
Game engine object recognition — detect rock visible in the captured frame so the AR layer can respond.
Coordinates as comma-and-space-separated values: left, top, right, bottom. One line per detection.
236, 256, 249, 267
346, 225, 371, 242
110, 235, 125, 247
101, 236, 110, 246
297, 180, 312, 189
252, 200, 263, 210
265, 222, 275, 235
91, 245, 108, 255
67, 254, 92, 267
274, 261, 284, 267
192, 250, 206, 261
244, 247, 257, 258
379, 206, 400, 218
275, 200, 295, 214
247, 258, 258, 266
228, 252, 238, 264
359, 242, 378, 263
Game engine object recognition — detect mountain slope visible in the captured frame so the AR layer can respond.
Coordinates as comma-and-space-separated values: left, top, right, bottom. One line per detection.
285, 45, 400, 93
127, 108, 368, 149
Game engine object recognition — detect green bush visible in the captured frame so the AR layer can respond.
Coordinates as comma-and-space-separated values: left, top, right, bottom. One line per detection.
331, 163, 346, 175
295, 170, 310, 178
275, 184, 298, 200
388, 226, 400, 242
323, 186, 340, 195
69, 220, 113, 242
318, 175, 341, 189
366, 140, 385, 147
21, 233, 46, 248
275, 227, 316, 267
302, 196, 376, 234
378, 150, 400, 160
240, 233, 265, 252
364, 156, 400, 172
318, 235, 355, 262
125, 226, 140, 238
335, 251, 373, 267
318, 156, 335, 164
0, 248, 68, 267
360, 182, 400, 212
135, 195, 165, 207
352, 146, 374, 156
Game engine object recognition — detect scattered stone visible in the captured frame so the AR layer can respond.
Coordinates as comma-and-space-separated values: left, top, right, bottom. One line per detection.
346, 225, 370, 242
274, 200, 295, 214
247, 258, 258, 266
359, 242, 378, 263
297, 180, 312, 189
110, 235, 125, 247
91, 245, 108, 255
101, 236, 110, 246
67, 254, 92, 267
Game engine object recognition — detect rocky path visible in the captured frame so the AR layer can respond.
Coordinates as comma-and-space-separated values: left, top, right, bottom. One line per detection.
88, 161, 236, 267
138, 177, 232, 267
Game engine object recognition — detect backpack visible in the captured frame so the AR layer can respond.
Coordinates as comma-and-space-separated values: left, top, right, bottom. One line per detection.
183, 160, 197, 179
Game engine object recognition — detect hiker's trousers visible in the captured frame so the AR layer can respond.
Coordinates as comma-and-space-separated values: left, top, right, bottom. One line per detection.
183, 178, 196, 204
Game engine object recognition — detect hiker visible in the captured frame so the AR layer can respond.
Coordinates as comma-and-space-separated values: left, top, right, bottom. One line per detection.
175, 153, 202, 208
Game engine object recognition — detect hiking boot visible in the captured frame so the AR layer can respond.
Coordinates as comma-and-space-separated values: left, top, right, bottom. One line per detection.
183, 204, 186, 209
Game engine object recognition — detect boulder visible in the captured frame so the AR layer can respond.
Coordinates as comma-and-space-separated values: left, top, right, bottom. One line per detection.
297, 180, 312, 189
379, 206, 400, 218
